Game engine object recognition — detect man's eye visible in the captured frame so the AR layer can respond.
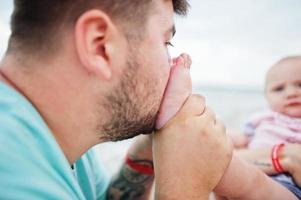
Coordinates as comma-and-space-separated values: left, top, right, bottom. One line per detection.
165, 41, 174, 47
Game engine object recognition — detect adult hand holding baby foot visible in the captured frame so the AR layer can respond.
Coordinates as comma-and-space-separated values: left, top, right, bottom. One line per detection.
153, 54, 233, 200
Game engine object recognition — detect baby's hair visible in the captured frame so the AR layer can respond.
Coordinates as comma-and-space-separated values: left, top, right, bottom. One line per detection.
264, 55, 301, 92
274, 55, 301, 66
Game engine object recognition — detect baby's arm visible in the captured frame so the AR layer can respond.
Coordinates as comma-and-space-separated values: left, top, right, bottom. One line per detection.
235, 144, 301, 187
234, 148, 276, 174
229, 113, 264, 149
228, 129, 250, 149
214, 155, 298, 200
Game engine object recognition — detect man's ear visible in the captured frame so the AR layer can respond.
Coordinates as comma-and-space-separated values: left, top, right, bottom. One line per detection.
74, 9, 121, 80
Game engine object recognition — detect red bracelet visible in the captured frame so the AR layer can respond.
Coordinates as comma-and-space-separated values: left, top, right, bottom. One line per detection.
125, 154, 154, 175
271, 143, 285, 173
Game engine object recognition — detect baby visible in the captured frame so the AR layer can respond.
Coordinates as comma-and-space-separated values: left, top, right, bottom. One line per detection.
231, 56, 301, 199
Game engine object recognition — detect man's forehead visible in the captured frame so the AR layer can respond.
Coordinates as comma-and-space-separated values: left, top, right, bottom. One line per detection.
151, 0, 175, 32
162, 24, 176, 39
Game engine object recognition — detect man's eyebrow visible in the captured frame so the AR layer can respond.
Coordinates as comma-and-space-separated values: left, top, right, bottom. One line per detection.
167, 24, 176, 37
171, 25, 176, 37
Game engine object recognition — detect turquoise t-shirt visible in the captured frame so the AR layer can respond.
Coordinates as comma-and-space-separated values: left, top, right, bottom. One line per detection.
0, 82, 109, 199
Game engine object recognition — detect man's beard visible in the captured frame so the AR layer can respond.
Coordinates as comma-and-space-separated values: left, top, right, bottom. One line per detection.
99, 49, 162, 142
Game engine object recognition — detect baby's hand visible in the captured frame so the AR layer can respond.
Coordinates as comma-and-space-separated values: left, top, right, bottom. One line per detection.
229, 133, 250, 149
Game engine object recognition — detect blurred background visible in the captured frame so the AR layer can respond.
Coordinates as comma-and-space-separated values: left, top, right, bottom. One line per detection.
1, 0, 301, 176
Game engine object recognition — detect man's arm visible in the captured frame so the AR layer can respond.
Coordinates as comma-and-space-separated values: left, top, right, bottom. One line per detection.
106, 135, 154, 200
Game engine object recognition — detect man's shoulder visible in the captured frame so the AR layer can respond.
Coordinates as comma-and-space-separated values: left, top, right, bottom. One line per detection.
0, 83, 85, 199
0, 82, 41, 124
0, 82, 52, 146
0, 83, 62, 166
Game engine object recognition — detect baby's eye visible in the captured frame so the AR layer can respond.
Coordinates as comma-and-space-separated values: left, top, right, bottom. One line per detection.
273, 86, 284, 92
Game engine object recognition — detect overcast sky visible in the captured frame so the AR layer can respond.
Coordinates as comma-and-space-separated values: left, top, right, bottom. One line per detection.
1, 1, 300, 89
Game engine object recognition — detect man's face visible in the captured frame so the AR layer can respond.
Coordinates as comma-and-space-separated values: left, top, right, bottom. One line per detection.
265, 61, 301, 118
100, 0, 175, 141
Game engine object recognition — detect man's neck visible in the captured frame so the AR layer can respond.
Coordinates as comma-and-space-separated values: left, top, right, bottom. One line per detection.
0, 56, 99, 165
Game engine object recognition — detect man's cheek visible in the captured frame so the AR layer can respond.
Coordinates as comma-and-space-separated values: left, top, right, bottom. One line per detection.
157, 56, 171, 87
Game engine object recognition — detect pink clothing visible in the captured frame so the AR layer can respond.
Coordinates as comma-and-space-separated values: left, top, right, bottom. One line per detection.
245, 110, 301, 149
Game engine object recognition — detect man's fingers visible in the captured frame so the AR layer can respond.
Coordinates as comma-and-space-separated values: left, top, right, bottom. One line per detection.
215, 119, 226, 134
177, 94, 206, 117
193, 109, 227, 138
199, 106, 216, 123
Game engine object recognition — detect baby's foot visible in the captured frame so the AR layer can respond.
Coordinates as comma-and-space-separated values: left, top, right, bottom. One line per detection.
156, 54, 192, 129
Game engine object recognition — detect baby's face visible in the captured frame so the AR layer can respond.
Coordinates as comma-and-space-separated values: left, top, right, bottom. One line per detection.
265, 60, 301, 118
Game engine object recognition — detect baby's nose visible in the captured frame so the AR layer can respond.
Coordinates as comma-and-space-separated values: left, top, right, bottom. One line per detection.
285, 86, 300, 98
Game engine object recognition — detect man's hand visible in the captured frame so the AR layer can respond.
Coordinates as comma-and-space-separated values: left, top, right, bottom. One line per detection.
153, 95, 233, 199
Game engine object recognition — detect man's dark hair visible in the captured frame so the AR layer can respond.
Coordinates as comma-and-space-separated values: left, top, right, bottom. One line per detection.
8, 0, 189, 55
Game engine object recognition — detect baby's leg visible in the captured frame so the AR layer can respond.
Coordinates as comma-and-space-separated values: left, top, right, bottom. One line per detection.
214, 156, 298, 200
155, 54, 193, 129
